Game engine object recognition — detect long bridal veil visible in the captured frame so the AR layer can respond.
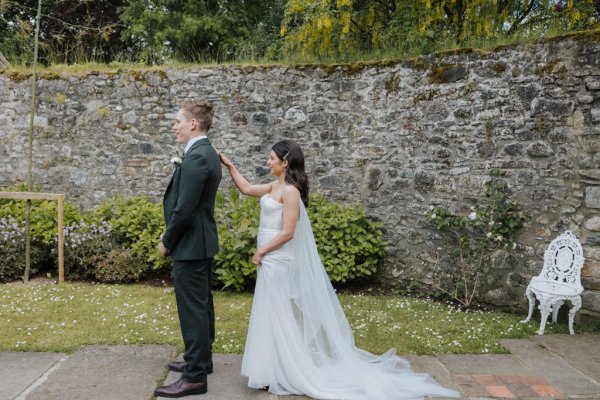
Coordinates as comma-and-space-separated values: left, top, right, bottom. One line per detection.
287, 202, 460, 399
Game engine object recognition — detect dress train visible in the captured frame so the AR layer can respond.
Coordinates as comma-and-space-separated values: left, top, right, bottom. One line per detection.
241, 195, 460, 400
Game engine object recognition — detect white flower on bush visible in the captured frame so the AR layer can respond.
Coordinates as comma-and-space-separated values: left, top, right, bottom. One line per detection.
431, 213, 437, 219
170, 157, 182, 166
468, 212, 477, 220
495, 235, 503, 242
486, 232, 492, 238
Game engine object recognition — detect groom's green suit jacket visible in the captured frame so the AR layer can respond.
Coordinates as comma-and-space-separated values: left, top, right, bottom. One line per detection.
162, 138, 222, 260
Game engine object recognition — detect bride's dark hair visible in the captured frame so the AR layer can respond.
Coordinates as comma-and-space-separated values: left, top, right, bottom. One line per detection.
272, 140, 309, 206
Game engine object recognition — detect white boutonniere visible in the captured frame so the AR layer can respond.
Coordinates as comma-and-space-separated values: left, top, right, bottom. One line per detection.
170, 156, 182, 166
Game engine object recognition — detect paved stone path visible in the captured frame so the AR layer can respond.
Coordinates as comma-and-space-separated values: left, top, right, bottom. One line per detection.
1, 335, 598, 399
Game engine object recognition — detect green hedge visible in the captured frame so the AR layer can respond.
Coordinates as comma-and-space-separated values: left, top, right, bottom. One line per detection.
0, 185, 81, 281
214, 190, 261, 291
86, 196, 171, 273
0, 187, 387, 286
308, 195, 386, 283
0, 184, 83, 245
214, 189, 387, 291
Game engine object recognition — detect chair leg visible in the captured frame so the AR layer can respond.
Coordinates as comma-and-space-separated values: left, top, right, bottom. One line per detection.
537, 299, 551, 335
521, 288, 535, 323
568, 296, 582, 335
552, 300, 564, 324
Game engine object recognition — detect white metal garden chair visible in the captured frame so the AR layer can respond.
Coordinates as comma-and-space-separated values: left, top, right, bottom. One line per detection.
521, 230, 585, 335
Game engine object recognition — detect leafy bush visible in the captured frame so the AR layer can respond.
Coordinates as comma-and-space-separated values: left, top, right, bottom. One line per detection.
0, 185, 81, 281
0, 188, 387, 287
214, 189, 387, 291
308, 194, 386, 283
87, 196, 170, 273
214, 190, 260, 291
61, 221, 116, 280
0, 185, 83, 245
0, 216, 25, 282
0, 192, 167, 281
0, 216, 45, 283
93, 248, 146, 283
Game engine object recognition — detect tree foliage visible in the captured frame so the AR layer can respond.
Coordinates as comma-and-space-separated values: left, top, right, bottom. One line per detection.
0, 0, 127, 64
119, 0, 285, 64
0, 0, 284, 65
0, 0, 597, 64
279, 0, 599, 60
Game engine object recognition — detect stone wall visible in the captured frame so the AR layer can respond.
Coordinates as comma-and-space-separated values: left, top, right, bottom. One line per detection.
1, 33, 599, 317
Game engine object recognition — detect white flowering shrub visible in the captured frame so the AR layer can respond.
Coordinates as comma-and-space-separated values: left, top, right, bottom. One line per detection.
426, 176, 527, 307
0, 185, 83, 245
0, 216, 45, 282
0, 216, 26, 282
0, 185, 84, 281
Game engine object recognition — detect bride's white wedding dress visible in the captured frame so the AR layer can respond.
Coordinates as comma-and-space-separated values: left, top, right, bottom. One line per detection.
241, 194, 460, 399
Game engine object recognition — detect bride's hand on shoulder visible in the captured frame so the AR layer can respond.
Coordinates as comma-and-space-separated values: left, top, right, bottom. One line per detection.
214, 147, 234, 168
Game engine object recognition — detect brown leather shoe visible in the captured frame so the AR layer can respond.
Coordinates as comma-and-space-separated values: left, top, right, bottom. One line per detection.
167, 361, 186, 373
168, 360, 213, 374
154, 378, 207, 398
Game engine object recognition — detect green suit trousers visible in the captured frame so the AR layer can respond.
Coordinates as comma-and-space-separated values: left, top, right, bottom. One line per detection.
173, 258, 215, 382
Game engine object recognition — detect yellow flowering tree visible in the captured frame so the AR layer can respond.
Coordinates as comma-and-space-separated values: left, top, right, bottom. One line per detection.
279, 0, 598, 60
420, 0, 597, 42
280, 0, 355, 59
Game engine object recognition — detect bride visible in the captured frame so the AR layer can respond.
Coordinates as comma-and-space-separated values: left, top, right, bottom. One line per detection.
217, 140, 459, 400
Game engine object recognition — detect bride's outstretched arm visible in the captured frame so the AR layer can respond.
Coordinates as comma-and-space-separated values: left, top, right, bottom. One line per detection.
215, 149, 271, 197
252, 186, 300, 266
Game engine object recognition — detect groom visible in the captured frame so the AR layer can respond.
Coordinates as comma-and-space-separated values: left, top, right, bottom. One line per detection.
155, 101, 222, 398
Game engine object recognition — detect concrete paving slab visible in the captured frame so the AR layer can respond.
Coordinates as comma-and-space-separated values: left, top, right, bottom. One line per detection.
0, 352, 66, 400
405, 355, 461, 392
435, 354, 535, 375
405, 356, 466, 400
156, 354, 310, 400
499, 339, 600, 396
157, 354, 469, 400
529, 334, 600, 383
25, 345, 175, 400
5, 336, 597, 400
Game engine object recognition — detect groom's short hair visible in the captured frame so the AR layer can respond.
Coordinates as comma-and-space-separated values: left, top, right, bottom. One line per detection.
181, 101, 214, 132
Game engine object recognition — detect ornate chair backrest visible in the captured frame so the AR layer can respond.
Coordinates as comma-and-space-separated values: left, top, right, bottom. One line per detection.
539, 231, 584, 290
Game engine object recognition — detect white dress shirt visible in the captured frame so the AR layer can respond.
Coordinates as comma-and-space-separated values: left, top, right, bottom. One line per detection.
184, 135, 208, 155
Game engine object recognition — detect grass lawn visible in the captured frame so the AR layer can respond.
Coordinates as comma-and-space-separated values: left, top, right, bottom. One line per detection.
1, 281, 598, 354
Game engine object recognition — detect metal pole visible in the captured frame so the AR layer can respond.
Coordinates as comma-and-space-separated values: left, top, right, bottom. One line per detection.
24, 0, 43, 282
57, 194, 65, 284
